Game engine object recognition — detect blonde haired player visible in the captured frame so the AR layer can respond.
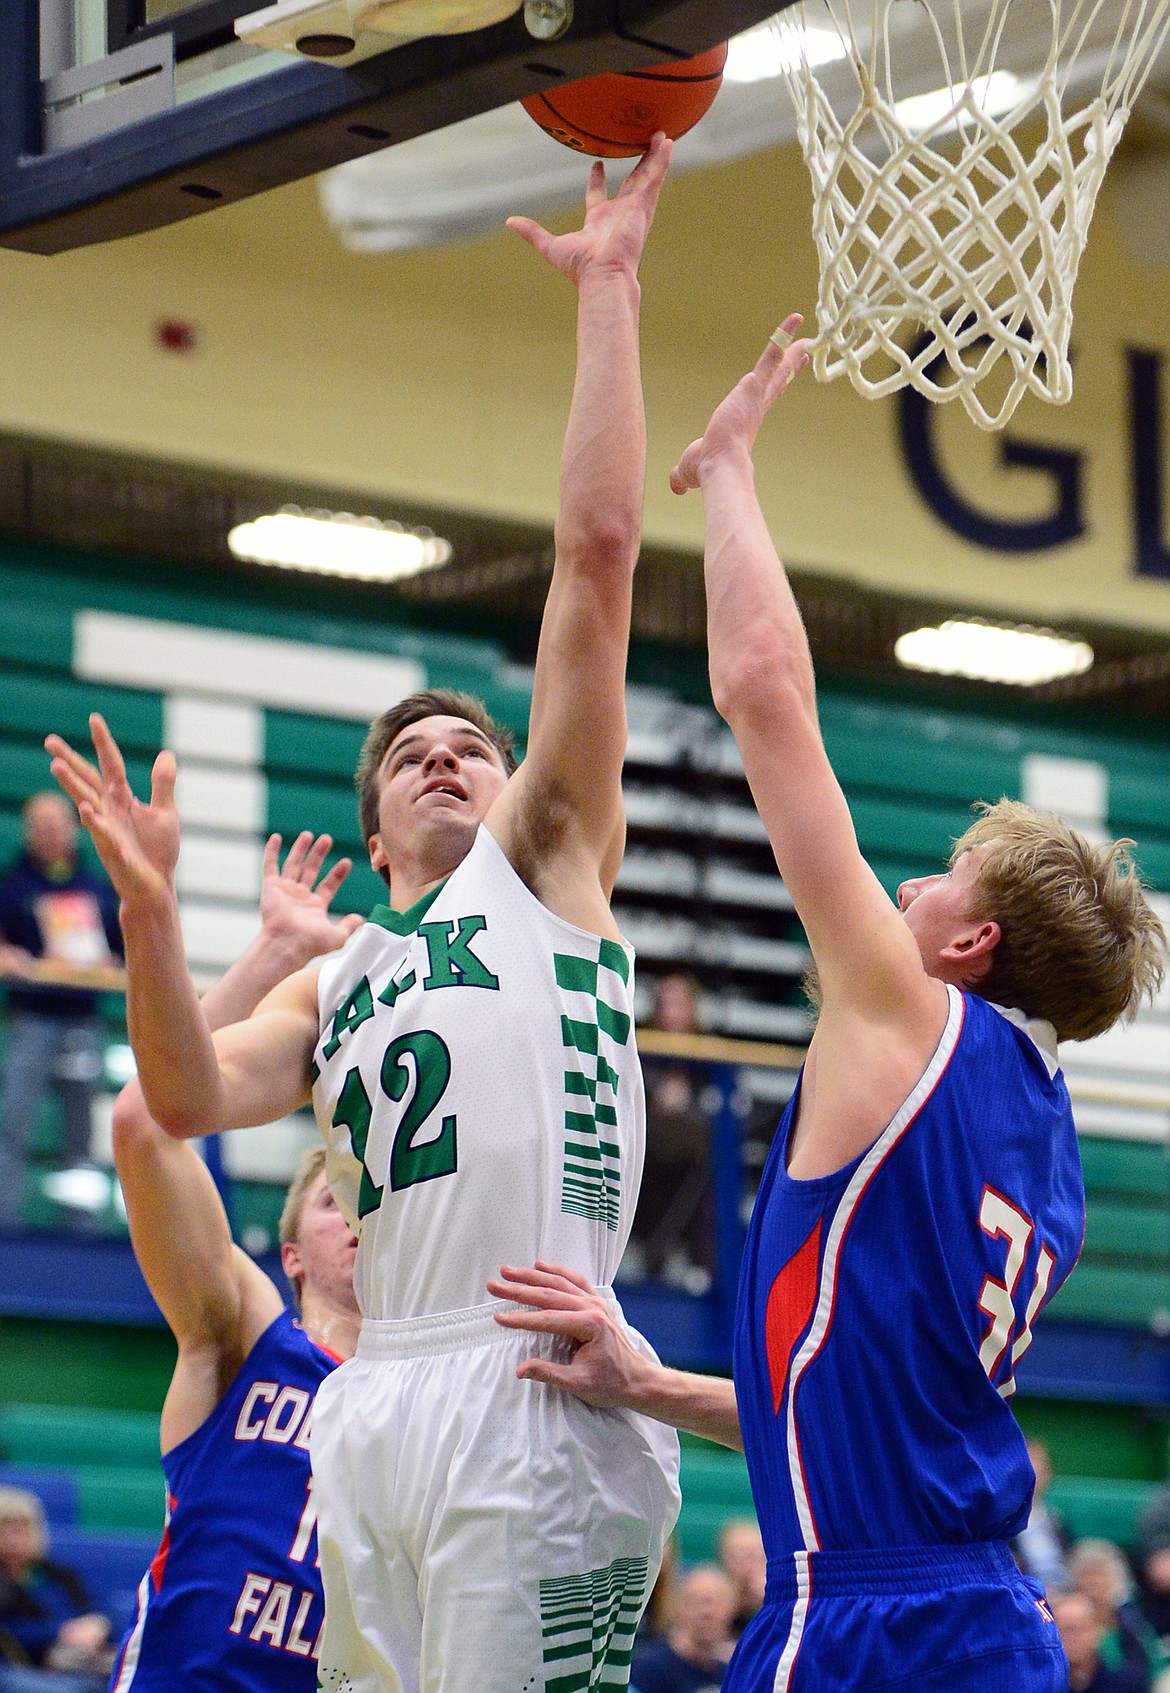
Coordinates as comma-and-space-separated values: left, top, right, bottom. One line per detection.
490, 321, 1166, 1693
47, 135, 681, 1693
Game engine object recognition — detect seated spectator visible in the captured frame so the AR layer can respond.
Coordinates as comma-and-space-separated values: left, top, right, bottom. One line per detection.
1071, 1538, 1168, 1690
1054, 1591, 1148, 1693
1135, 1483, 1170, 1642
0, 1487, 111, 1693
0, 793, 122, 1231
639, 1535, 680, 1642
716, 1520, 765, 1640
628, 973, 714, 1292
631, 1564, 736, 1693
1012, 1439, 1072, 1590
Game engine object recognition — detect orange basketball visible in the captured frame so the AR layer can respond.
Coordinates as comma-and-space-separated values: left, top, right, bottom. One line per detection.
521, 44, 728, 159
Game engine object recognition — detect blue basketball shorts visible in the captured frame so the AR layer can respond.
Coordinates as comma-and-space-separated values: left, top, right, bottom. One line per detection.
725, 1541, 1067, 1693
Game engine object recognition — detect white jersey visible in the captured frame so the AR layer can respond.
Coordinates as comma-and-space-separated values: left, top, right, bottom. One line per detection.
312, 825, 645, 1320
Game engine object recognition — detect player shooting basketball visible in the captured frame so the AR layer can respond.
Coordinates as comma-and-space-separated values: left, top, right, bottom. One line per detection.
47, 135, 680, 1693
489, 320, 1167, 1693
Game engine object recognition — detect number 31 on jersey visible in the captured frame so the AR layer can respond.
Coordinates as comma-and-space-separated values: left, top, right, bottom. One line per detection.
977, 1185, 1057, 1398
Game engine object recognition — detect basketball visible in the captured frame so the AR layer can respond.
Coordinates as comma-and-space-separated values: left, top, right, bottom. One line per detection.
521, 44, 728, 159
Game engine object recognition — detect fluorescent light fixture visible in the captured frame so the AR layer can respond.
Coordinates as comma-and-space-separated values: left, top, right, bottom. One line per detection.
895, 620, 1094, 686
895, 70, 1036, 135
228, 505, 452, 582
103, 1042, 137, 1087
725, 16, 847, 83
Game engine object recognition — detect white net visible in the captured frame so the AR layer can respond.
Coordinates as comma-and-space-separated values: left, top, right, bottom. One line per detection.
779, 0, 1170, 428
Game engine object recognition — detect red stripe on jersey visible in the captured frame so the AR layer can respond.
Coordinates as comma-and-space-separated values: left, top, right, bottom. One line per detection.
765, 1219, 822, 1416
149, 1496, 176, 1591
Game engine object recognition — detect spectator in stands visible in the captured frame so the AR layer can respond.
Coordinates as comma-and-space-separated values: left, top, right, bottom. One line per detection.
1072, 1538, 1168, 1689
628, 972, 714, 1292
0, 793, 121, 1230
1135, 1484, 1170, 1642
716, 1520, 765, 1640
1054, 1590, 1148, 1693
638, 1534, 680, 1642
0, 1486, 111, 1692
1011, 1439, 1072, 1590
632, 1564, 737, 1693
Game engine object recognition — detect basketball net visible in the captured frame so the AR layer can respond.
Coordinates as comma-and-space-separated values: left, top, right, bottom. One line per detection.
778, 0, 1170, 428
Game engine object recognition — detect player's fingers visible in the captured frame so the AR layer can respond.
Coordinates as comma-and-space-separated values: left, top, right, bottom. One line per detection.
150, 749, 177, 811
627, 131, 672, 198
281, 830, 312, 879
669, 439, 703, 495
584, 159, 607, 211
515, 1359, 580, 1391
316, 855, 351, 902
262, 833, 282, 879
336, 912, 364, 940
494, 1307, 595, 1345
90, 713, 129, 787
496, 1262, 592, 1299
49, 756, 100, 813
533, 1259, 596, 1294
506, 215, 550, 257
45, 734, 103, 792
300, 833, 332, 884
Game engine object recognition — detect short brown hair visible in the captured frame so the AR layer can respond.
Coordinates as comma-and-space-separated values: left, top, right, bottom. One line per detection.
278, 1146, 327, 1309
953, 798, 1165, 1042
355, 688, 517, 884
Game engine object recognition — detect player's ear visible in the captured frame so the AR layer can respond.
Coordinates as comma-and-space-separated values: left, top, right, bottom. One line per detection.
368, 833, 388, 873
282, 1238, 303, 1286
940, 920, 1000, 982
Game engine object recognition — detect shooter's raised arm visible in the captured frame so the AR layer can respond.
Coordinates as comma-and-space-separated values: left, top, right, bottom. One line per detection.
488, 135, 671, 933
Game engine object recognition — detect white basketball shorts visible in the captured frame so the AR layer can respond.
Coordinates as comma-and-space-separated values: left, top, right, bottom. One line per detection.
311, 1296, 681, 1693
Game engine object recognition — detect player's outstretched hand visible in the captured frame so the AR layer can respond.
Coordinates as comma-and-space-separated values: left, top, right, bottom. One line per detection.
670, 314, 811, 495
507, 131, 672, 288
45, 713, 179, 908
259, 831, 364, 962
488, 1260, 655, 1410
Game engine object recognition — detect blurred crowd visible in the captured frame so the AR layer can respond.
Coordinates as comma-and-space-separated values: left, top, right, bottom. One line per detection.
630, 1519, 767, 1693
0, 1490, 112, 1693
1013, 1440, 1170, 1693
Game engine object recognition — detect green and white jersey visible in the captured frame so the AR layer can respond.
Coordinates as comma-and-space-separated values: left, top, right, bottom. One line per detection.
312, 826, 645, 1321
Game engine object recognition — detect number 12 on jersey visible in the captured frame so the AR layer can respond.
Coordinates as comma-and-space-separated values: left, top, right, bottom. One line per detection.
331, 1031, 458, 1217
977, 1186, 1056, 1398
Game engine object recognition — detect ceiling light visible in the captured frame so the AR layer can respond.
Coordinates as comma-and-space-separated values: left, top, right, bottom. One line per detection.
228, 506, 452, 581
895, 70, 1036, 135
725, 17, 847, 83
894, 620, 1093, 686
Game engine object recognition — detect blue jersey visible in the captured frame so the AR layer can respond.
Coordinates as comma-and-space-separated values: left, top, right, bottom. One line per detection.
109, 1309, 339, 1693
735, 988, 1083, 1557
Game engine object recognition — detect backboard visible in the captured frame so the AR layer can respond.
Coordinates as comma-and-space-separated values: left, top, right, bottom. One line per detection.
1, 0, 791, 254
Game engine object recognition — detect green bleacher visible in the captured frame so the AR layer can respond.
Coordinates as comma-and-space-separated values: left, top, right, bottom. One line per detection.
2, 540, 1170, 1563
1050, 1137, 1170, 1329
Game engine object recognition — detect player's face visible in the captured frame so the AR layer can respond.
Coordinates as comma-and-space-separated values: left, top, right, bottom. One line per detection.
290, 1173, 360, 1313
896, 846, 991, 976
369, 715, 509, 878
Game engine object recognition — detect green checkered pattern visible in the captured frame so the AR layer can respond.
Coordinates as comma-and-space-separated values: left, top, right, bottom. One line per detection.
555, 940, 632, 1232
539, 1555, 648, 1693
